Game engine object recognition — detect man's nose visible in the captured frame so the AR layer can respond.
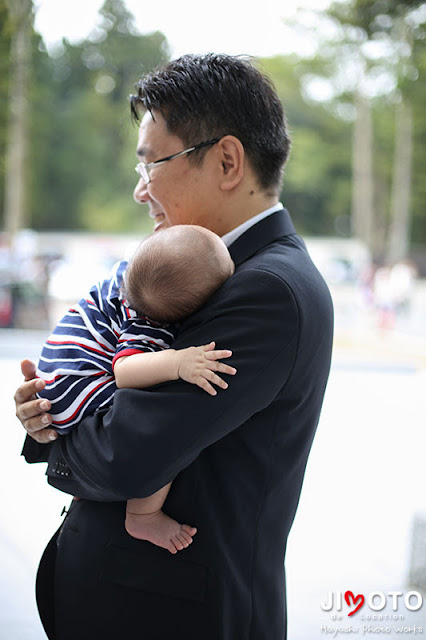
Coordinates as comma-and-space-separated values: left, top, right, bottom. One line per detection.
133, 177, 149, 204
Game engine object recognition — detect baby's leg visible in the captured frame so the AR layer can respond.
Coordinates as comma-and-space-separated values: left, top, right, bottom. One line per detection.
125, 483, 197, 554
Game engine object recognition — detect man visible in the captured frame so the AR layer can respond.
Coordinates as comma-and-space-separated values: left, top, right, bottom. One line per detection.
15, 53, 333, 640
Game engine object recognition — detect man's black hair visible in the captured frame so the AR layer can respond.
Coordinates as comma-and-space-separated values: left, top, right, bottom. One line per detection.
130, 53, 291, 193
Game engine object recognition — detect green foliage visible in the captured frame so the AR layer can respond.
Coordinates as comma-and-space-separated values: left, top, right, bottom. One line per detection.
1, 0, 425, 252
285, 0, 426, 252
25, 0, 169, 233
262, 56, 353, 236
329, 0, 425, 32
0, 0, 11, 225
408, 35, 426, 244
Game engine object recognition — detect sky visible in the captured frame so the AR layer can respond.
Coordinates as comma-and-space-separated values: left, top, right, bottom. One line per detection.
33, 0, 334, 59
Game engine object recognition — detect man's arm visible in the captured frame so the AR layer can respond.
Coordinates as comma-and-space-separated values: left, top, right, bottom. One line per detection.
18, 269, 300, 501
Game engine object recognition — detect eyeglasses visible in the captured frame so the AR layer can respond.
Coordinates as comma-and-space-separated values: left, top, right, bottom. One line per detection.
135, 138, 220, 184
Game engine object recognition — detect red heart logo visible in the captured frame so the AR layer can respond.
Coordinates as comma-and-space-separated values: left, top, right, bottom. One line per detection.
345, 590, 365, 616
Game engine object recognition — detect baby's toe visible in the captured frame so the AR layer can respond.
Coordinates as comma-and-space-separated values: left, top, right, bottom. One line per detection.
178, 530, 193, 545
172, 536, 185, 551
176, 533, 191, 548
182, 524, 197, 537
167, 540, 178, 554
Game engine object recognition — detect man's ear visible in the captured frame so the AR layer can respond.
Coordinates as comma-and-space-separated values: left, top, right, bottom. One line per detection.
217, 136, 245, 191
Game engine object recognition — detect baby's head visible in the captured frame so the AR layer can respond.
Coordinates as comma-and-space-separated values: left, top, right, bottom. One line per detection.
124, 225, 235, 324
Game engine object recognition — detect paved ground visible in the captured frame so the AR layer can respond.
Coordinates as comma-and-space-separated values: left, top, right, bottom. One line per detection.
1, 280, 425, 639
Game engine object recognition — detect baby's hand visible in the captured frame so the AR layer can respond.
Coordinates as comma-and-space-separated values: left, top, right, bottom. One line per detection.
177, 341, 237, 396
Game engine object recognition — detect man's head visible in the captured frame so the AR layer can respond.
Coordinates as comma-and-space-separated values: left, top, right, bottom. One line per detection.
131, 53, 291, 235
123, 225, 235, 325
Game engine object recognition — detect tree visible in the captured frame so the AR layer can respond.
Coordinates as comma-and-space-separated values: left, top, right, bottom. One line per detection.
351, 90, 374, 248
2, 0, 33, 240
0, 1, 11, 228
404, 16, 426, 252
328, 0, 426, 261
28, 0, 170, 233
261, 55, 352, 237
284, 0, 426, 260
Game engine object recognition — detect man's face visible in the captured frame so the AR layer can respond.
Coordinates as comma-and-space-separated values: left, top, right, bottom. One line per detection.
133, 111, 219, 233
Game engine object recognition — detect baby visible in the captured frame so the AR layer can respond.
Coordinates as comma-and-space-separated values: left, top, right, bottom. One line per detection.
37, 225, 236, 554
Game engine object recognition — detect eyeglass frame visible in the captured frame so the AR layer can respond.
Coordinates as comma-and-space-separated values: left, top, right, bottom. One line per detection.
134, 138, 221, 184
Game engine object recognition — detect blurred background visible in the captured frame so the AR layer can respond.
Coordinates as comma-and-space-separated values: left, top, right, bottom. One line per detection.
0, 0, 425, 638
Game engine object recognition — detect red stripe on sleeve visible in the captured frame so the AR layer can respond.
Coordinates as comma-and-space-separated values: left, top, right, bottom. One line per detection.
112, 348, 147, 370
46, 339, 114, 356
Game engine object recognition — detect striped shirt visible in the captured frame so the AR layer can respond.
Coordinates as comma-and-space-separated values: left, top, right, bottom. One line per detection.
37, 261, 175, 433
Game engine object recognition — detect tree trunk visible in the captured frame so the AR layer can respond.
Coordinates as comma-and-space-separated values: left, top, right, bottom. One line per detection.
386, 99, 413, 264
3, 0, 32, 241
351, 91, 374, 252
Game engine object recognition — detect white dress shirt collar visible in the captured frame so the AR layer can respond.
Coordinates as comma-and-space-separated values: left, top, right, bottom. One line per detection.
221, 203, 284, 248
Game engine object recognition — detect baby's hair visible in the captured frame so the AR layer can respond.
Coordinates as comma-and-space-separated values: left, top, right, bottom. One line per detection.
123, 225, 234, 325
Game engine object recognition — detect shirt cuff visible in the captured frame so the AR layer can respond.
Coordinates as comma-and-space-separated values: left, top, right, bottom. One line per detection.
112, 349, 147, 370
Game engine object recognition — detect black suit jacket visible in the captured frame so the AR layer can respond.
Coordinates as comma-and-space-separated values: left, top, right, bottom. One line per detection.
23, 209, 333, 639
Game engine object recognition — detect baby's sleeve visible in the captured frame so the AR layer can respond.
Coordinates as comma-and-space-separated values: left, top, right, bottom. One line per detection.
111, 314, 175, 369
37, 267, 125, 433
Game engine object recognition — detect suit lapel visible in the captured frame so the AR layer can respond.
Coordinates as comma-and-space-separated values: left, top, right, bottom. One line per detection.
228, 208, 296, 267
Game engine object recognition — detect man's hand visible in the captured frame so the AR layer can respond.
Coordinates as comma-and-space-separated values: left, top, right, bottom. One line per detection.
177, 341, 237, 396
14, 359, 58, 444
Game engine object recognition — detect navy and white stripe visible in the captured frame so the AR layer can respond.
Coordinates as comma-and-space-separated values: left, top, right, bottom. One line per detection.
37, 261, 175, 432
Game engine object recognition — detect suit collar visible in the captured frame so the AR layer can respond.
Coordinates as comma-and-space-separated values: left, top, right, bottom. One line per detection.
228, 208, 296, 267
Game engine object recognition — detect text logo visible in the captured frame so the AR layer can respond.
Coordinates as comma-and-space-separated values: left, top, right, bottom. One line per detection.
321, 591, 423, 617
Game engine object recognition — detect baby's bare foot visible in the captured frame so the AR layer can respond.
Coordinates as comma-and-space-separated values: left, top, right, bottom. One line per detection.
125, 509, 197, 554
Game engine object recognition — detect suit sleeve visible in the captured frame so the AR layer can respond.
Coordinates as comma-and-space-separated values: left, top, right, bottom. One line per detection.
44, 268, 300, 501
